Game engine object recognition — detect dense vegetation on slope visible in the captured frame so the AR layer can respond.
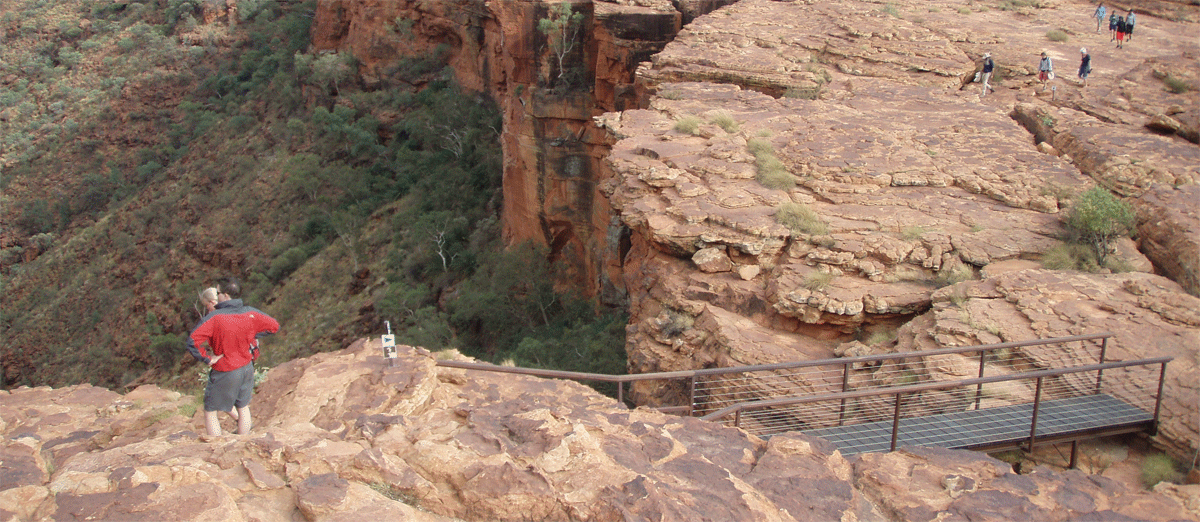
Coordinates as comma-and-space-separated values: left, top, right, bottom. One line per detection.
0, 0, 625, 394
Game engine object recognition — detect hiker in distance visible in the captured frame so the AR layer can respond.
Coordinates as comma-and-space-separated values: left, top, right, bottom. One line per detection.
1078, 48, 1092, 87
980, 52, 995, 96
1038, 51, 1054, 92
187, 277, 280, 439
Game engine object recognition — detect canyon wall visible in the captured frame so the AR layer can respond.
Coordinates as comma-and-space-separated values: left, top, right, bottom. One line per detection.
311, 0, 1200, 460
312, 0, 691, 305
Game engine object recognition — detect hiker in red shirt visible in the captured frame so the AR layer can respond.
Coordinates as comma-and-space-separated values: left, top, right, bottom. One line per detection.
187, 277, 279, 438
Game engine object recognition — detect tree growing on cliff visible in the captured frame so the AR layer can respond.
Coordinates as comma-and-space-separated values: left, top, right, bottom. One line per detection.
538, 2, 585, 87
1064, 186, 1136, 266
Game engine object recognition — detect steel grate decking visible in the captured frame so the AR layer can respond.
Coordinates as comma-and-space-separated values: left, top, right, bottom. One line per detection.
803, 393, 1153, 456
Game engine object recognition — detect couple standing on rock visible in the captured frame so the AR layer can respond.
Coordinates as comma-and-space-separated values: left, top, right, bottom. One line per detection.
1039, 49, 1092, 91
187, 277, 280, 440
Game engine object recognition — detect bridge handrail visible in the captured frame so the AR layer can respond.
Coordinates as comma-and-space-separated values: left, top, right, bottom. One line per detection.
435, 332, 1116, 408
689, 331, 1115, 377
698, 356, 1171, 422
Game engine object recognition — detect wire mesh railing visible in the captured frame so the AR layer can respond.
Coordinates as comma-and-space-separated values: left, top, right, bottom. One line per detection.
434, 332, 1169, 450
687, 332, 1115, 420
699, 357, 1170, 454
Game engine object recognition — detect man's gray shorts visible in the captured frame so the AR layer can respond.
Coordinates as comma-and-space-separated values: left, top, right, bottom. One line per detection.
204, 363, 254, 412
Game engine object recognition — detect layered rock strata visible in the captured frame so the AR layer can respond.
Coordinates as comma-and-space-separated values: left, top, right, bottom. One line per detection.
596, 0, 1200, 460
2, 341, 1197, 522
309, 0, 1200, 461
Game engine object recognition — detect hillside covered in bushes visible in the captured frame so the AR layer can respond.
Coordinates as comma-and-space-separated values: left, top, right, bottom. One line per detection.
0, 0, 625, 393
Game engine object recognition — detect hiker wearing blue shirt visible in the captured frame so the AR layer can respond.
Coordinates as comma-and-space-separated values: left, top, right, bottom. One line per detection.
1078, 48, 1091, 87
980, 53, 995, 96
1094, 4, 1106, 33
1125, 10, 1136, 41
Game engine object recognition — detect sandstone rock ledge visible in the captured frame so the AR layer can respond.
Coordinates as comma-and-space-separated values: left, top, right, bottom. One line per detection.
593, 0, 1200, 462
2, 340, 1198, 522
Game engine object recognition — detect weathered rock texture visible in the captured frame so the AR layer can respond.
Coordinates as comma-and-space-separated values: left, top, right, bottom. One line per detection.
3, 341, 1198, 522
310, 0, 1200, 464
899, 269, 1200, 459
589, 0, 1200, 460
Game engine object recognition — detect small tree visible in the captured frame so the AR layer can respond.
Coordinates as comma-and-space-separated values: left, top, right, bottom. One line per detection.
538, 2, 584, 85
1064, 186, 1135, 266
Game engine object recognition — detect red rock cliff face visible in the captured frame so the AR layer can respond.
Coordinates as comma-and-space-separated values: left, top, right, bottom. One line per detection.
311, 0, 684, 302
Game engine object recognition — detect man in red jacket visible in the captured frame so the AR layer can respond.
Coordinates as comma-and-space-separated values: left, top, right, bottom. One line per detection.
187, 277, 279, 438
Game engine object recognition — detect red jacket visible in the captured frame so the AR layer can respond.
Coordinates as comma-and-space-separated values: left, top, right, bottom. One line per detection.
187, 299, 279, 372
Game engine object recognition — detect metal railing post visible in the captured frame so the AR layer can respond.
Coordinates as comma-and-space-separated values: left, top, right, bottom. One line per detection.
890, 393, 904, 452
838, 363, 851, 426
618, 382, 624, 406
1152, 362, 1167, 435
975, 350, 987, 410
1095, 337, 1108, 394
688, 376, 697, 416
734, 410, 742, 429
1028, 376, 1044, 453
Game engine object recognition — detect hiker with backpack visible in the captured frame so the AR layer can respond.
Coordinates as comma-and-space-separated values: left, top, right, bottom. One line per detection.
1038, 51, 1054, 92
980, 52, 996, 96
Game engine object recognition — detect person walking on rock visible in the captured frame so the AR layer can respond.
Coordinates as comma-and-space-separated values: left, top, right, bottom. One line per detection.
187, 277, 279, 439
1093, 4, 1106, 33
1078, 48, 1091, 87
1109, 10, 1118, 40
1038, 51, 1054, 92
1125, 9, 1136, 42
980, 52, 995, 96
1116, 15, 1126, 48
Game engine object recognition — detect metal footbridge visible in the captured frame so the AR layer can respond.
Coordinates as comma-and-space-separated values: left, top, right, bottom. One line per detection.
436, 333, 1169, 463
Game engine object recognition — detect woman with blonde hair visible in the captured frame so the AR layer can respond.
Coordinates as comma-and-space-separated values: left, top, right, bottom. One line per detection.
198, 287, 219, 314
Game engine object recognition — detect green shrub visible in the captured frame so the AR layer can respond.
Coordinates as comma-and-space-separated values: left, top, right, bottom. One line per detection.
748, 138, 795, 190
1163, 75, 1195, 94
783, 85, 822, 100
17, 199, 56, 234
865, 330, 897, 346
776, 203, 827, 235
999, 0, 1043, 10
1046, 29, 1069, 42
901, 226, 927, 241
757, 157, 794, 190
802, 271, 833, 291
708, 111, 739, 133
1064, 186, 1135, 266
1039, 182, 1077, 204
935, 264, 975, 287
266, 240, 325, 282
673, 114, 702, 135
747, 137, 774, 158
1042, 242, 1100, 272
1140, 453, 1182, 488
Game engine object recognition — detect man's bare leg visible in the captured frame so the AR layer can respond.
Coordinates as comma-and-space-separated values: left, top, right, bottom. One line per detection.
204, 411, 222, 437
237, 406, 252, 435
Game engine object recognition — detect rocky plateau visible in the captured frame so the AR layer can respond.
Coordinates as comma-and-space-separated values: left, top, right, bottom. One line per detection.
3, 0, 1199, 519
3, 341, 1199, 521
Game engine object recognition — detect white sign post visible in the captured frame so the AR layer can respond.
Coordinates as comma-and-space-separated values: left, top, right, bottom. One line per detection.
382, 321, 397, 367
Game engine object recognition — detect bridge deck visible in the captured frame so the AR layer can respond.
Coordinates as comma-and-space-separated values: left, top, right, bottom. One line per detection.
803, 394, 1152, 456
